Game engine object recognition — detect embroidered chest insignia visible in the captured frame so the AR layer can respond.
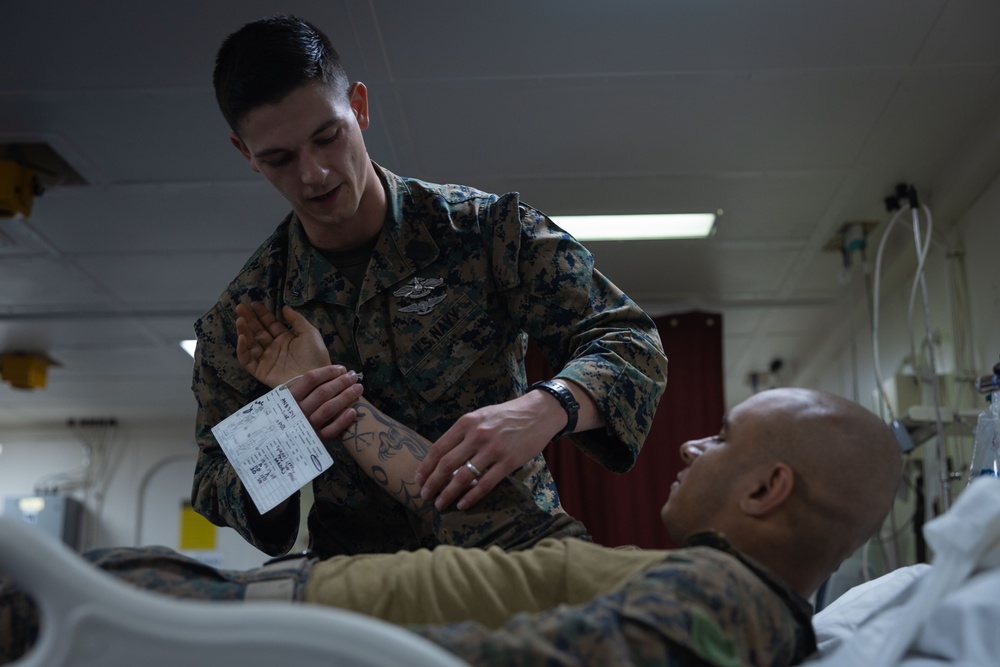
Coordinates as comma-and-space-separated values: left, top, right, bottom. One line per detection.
393, 277, 444, 299
399, 294, 446, 315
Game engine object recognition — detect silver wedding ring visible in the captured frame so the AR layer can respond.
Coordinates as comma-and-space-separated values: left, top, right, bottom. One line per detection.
465, 460, 482, 478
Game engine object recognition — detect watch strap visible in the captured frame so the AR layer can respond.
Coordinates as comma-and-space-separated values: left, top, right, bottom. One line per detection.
528, 380, 580, 440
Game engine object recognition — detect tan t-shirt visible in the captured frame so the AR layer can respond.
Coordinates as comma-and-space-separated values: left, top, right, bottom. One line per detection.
304, 537, 669, 628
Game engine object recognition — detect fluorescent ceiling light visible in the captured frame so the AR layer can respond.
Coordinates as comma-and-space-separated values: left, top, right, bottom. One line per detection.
549, 213, 716, 241
181, 339, 197, 358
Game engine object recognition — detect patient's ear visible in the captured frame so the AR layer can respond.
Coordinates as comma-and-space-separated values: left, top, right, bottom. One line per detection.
740, 463, 794, 516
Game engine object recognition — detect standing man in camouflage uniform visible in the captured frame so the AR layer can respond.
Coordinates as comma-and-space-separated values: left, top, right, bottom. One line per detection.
0, 387, 902, 666
191, 14, 667, 559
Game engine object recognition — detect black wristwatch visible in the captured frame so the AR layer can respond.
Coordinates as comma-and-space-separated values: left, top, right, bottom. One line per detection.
528, 380, 580, 440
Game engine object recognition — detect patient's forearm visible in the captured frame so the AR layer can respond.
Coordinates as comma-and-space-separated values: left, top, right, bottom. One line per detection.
340, 400, 435, 521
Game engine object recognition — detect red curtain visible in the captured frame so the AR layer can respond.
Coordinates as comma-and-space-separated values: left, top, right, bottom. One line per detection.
533, 311, 725, 549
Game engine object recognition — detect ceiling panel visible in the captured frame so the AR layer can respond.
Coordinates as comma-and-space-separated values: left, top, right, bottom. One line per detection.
915, 0, 1000, 65
75, 251, 255, 306
589, 241, 802, 302
0, 317, 166, 351
28, 183, 288, 253
1, 0, 999, 424
858, 67, 1000, 176
400, 69, 899, 181
0, 257, 107, 307
0, 90, 234, 184
377, 0, 945, 77
4, 1, 358, 90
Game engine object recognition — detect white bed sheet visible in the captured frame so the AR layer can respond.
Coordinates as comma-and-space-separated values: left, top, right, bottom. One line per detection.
808, 476, 1000, 666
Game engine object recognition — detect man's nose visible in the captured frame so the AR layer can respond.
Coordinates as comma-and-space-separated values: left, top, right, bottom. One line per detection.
679, 438, 710, 464
300, 150, 328, 184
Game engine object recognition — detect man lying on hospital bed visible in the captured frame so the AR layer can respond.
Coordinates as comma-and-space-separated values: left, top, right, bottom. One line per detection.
0, 305, 902, 667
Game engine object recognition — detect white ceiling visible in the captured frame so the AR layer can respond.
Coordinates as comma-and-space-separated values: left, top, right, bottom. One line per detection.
2, 0, 999, 426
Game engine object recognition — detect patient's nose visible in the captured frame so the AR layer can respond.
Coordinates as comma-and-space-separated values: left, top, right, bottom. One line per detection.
679, 438, 709, 464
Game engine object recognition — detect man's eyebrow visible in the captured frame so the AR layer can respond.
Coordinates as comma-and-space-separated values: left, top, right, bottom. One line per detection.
251, 119, 340, 159
252, 146, 287, 158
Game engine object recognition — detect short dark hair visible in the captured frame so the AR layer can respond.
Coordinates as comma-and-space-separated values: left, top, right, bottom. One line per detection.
213, 15, 350, 132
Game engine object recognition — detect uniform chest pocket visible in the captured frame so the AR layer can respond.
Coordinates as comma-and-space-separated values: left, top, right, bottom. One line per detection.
396, 294, 500, 403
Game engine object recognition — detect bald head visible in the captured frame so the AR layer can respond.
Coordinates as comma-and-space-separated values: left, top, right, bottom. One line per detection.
662, 387, 902, 597
774, 389, 902, 536
745, 388, 902, 554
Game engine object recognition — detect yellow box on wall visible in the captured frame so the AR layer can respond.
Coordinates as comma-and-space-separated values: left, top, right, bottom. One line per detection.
179, 501, 217, 551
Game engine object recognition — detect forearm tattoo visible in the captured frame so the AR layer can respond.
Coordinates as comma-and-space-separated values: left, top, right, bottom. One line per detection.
343, 403, 434, 519
371, 464, 434, 518
340, 416, 375, 453
348, 404, 430, 462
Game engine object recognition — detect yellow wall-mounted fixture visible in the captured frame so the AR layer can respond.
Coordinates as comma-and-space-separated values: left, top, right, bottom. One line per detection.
1, 353, 59, 389
0, 160, 40, 219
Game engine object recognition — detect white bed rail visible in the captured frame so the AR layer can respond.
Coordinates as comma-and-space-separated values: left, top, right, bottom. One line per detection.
0, 517, 469, 667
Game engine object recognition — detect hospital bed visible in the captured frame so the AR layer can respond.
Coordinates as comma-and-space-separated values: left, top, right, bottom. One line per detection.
0, 516, 468, 667
5, 479, 1000, 666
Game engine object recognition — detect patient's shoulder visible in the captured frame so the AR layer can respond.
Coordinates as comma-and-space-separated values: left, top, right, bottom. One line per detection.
623, 546, 816, 666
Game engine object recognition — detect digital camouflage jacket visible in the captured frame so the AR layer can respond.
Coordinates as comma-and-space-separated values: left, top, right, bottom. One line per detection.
190, 163, 668, 557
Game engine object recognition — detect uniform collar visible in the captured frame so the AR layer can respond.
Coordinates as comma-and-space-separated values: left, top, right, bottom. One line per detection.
282, 162, 440, 308
685, 531, 818, 657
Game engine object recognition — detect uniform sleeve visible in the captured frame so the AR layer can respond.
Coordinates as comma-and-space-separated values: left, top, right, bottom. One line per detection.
409, 548, 810, 667
190, 303, 300, 557
0, 576, 38, 665
485, 193, 668, 472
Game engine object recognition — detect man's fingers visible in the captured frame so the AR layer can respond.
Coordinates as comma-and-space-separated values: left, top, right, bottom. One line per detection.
246, 302, 287, 338
433, 462, 501, 511
414, 432, 456, 488
318, 404, 360, 440
432, 466, 475, 511
306, 382, 362, 429
454, 467, 504, 510
288, 365, 347, 400
287, 366, 339, 405
289, 366, 361, 437
420, 437, 487, 504
237, 302, 267, 336
237, 304, 282, 367
418, 447, 465, 501
250, 300, 276, 323
236, 333, 252, 368
282, 305, 317, 336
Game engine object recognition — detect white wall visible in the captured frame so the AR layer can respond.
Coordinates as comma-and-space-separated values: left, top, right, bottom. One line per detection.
796, 173, 1000, 603
0, 419, 288, 570
961, 173, 1000, 374
798, 174, 999, 471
